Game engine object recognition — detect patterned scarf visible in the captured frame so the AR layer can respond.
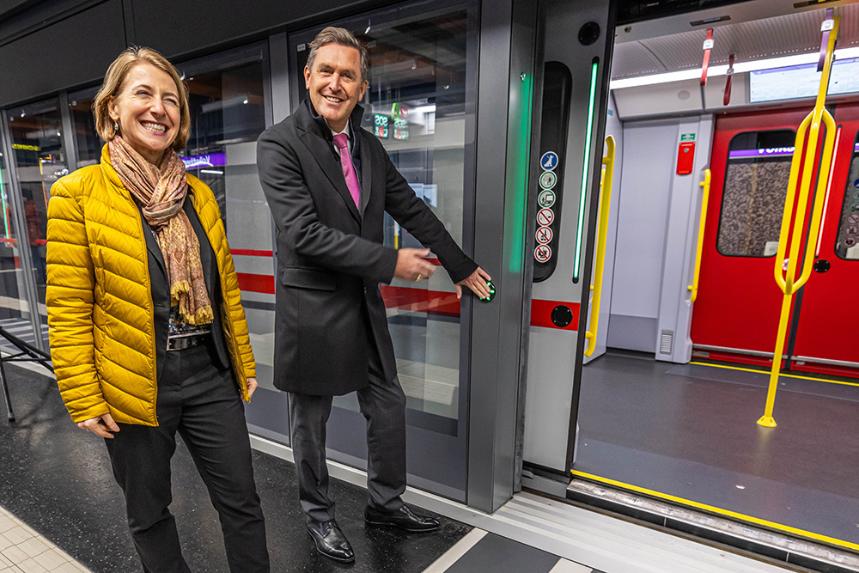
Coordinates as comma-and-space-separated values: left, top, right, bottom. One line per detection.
108, 136, 214, 326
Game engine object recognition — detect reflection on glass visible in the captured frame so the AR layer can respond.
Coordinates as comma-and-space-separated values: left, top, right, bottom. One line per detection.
0, 131, 35, 347
717, 130, 794, 258
295, 6, 475, 429
177, 52, 274, 390
836, 135, 859, 260
68, 89, 101, 167
8, 100, 68, 341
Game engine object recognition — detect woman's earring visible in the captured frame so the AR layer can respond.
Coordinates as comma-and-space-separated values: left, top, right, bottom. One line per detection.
113, 120, 120, 134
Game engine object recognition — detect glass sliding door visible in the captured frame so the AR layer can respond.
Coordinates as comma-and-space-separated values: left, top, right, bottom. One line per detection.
7, 99, 69, 347
288, 0, 479, 501
173, 45, 285, 441
0, 124, 37, 351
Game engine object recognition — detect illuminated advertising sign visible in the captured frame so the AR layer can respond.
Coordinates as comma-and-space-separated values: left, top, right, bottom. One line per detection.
180, 152, 227, 169
373, 114, 389, 139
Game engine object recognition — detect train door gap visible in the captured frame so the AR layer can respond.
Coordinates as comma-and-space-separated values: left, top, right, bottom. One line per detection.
520, 0, 859, 559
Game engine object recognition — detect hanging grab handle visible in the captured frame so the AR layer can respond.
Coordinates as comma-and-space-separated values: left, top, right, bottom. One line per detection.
688, 168, 711, 303
584, 136, 616, 358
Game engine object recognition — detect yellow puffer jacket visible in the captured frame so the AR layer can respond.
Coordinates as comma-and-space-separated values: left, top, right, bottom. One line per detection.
46, 145, 256, 426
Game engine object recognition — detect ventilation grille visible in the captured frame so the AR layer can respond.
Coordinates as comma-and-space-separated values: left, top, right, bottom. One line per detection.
659, 330, 675, 355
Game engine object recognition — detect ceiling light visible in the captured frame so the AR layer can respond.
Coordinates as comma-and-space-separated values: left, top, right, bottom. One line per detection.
610, 46, 859, 90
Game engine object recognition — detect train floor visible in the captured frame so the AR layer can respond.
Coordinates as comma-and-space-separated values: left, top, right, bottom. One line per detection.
0, 360, 794, 573
576, 349, 859, 549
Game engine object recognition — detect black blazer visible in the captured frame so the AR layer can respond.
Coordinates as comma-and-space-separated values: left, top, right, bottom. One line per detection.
257, 100, 476, 395
140, 194, 232, 383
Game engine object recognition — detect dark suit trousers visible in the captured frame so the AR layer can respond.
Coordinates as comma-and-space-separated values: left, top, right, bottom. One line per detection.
105, 342, 269, 573
289, 340, 407, 523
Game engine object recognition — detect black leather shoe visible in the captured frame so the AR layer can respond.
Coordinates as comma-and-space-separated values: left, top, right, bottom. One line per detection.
365, 505, 440, 533
306, 520, 354, 563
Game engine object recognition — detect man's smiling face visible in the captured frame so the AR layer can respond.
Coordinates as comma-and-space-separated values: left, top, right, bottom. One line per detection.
304, 43, 367, 132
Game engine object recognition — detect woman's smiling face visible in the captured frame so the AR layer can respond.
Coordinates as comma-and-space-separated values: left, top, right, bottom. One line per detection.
108, 62, 181, 164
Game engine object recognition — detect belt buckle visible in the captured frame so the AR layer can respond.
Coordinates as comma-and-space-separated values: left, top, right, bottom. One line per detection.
167, 330, 210, 352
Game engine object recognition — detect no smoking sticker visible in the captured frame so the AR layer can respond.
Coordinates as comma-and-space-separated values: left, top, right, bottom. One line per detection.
535, 226, 553, 245
537, 189, 556, 209
536, 208, 555, 227
534, 244, 552, 263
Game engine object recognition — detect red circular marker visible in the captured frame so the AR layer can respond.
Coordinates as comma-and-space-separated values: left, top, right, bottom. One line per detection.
534, 244, 552, 263
535, 226, 553, 245
536, 208, 555, 227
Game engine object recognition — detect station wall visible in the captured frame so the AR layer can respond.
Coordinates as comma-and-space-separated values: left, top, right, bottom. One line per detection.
0, 0, 382, 107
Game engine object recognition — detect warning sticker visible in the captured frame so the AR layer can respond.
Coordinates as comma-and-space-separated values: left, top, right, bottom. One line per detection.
537, 189, 556, 209
536, 208, 555, 227
539, 171, 558, 190
534, 244, 552, 263
535, 226, 553, 245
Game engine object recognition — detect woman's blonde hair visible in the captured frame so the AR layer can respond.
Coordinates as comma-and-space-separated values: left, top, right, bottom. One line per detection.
92, 46, 190, 149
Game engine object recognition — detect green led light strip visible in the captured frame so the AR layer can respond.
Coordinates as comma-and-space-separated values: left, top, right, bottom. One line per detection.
0, 170, 8, 239
573, 60, 599, 283
507, 72, 534, 273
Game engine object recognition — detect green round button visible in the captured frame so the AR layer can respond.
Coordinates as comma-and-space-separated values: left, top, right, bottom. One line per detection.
480, 280, 496, 303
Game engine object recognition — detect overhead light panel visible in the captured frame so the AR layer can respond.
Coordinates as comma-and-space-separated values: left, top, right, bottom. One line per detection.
611, 46, 859, 90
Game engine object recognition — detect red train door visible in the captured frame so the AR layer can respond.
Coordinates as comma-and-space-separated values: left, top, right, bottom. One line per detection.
790, 103, 859, 378
691, 110, 808, 367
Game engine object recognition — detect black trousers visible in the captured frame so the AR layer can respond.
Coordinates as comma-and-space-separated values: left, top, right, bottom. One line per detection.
289, 345, 407, 524
105, 341, 269, 573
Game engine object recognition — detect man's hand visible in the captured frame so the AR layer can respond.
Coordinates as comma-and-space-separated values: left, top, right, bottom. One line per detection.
247, 377, 259, 399
77, 413, 120, 439
394, 248, 436, 282
455, 267, 493, 300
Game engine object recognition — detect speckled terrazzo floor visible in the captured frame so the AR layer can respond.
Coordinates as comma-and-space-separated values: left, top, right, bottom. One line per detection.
0, 364, 470, 572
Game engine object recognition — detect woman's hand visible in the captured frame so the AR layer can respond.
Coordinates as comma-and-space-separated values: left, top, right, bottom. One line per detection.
247, 377, 259, 399
77, 414, 120, 439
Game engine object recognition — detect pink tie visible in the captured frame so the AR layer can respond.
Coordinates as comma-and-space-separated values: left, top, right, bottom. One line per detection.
333, 133, 361, 208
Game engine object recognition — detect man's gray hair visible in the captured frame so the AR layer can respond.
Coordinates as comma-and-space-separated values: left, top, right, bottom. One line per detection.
306, 26, 369, 82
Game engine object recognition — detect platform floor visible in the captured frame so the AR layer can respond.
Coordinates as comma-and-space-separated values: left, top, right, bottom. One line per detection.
577, 350, 859, 548
0, 361, 792, 572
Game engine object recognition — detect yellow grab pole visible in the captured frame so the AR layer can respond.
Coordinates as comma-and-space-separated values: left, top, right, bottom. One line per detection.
758, 15, 839, 428
584, 136, 616, 357
688, 168, 711, 303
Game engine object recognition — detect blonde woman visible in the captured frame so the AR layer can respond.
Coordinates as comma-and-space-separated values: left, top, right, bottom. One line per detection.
46, 47, 269, 572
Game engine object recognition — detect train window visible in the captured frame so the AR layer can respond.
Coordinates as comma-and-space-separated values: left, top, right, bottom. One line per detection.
717, 130, 794, 257
835, 133, 859, 260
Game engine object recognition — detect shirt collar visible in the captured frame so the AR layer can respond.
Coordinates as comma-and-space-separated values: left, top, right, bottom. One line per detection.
330, 123, 351, 141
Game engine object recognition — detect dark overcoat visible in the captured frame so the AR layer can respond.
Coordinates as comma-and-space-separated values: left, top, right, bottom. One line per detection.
257, 101, 476, 395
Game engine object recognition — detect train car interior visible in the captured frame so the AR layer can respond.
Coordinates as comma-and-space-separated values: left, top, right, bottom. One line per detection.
523, 0, 859, 558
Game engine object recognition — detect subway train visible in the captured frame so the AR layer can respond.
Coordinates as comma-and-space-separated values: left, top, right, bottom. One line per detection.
0, 0, 858, 570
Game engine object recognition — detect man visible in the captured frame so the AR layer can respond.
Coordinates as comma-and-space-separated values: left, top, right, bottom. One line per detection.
257, 26, 491, 564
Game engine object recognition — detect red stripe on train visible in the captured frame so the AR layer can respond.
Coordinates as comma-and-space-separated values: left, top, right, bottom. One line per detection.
231, 248, 274, 257
236, 272, 581, 329
530, 299, 580, 331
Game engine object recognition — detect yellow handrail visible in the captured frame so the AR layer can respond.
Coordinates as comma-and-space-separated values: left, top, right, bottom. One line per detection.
688, 168, 711, 303
585, 136, 616, 357
758, 15, 839, 428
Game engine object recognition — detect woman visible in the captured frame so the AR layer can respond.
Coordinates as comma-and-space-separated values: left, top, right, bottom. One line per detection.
46, 47, 270, 572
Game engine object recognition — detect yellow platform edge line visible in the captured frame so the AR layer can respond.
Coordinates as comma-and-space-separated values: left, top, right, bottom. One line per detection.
689, 360, 859, 389
571, 469, 859, 552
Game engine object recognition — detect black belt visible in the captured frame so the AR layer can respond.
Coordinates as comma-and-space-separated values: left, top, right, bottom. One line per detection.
166, 332, 211, 352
